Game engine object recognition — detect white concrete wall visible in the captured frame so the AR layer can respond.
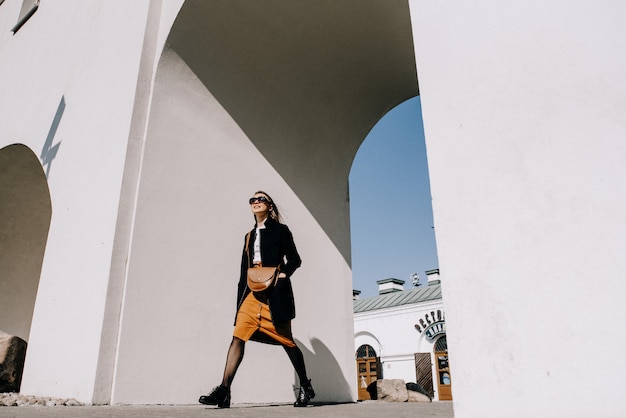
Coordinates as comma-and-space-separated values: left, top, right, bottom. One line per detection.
409, 1, 626, 416
107, 48, 355, 405
0, 0, 364, 404
12, 0, 615, 409
1, 0, 411, 405
0, 0, 152, 402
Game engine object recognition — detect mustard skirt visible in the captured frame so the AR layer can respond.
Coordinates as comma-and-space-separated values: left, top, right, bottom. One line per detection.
233, 292, 296, 348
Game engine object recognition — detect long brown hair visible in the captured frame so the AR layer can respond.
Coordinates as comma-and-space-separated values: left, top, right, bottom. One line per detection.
254, 190, 282, 223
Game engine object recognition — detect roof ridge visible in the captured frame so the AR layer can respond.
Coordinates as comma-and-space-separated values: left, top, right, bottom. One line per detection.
353, 284, 442, 313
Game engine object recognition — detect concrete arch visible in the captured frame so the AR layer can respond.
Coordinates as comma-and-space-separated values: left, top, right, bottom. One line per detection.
0, 144, 51, 341
106, 0, 419, 405
166, 0, 419, 263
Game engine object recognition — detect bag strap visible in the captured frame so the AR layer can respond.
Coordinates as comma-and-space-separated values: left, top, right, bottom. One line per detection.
244, 232, 251, 269
244, 230, 282, 272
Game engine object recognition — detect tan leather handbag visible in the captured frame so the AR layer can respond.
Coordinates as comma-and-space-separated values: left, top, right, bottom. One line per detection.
247, 265, 279, 293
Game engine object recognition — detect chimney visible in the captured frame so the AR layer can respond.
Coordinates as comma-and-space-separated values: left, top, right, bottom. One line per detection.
376, 278, 405, 295
425, 269, 440, 285
352, 289, 361, 300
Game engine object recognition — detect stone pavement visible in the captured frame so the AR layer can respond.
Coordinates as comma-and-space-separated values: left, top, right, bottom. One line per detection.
0, 401, 454, 417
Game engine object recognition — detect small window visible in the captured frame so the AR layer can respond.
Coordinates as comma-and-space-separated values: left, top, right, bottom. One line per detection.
434, 335, 447, 352
11, 0, 39, 34
356, 344, 377, 359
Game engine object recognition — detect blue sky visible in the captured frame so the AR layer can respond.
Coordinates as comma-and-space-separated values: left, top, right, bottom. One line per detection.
349, 96, 439, 298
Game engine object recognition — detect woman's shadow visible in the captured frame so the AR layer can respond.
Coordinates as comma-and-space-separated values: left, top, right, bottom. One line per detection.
292, 337, 354, 405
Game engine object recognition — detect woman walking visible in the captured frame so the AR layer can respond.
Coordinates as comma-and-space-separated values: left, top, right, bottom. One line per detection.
199, 191, 315, 408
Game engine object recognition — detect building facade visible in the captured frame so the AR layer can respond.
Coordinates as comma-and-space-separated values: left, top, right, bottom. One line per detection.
354, 270, 451, 401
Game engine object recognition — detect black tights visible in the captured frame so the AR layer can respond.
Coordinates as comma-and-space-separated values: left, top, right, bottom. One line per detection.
220, 337, 245, 388
220, 337, 309, 388
283, 344, 309, 385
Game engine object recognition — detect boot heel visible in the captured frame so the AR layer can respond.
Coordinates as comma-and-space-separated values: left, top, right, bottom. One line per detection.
217, 392, 231, 408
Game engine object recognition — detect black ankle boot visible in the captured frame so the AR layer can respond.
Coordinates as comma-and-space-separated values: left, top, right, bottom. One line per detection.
199, 385, 231, 408
294, 379, 315, 407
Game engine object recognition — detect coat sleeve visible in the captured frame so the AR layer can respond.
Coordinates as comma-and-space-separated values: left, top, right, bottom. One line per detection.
236, 232, 250, 309
280, 224, 302, 278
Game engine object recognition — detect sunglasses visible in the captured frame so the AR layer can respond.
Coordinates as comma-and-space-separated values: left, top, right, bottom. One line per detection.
249, 196, 270, 204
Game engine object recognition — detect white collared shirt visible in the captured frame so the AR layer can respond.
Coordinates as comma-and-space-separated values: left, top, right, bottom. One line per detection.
252, 223, 265, 264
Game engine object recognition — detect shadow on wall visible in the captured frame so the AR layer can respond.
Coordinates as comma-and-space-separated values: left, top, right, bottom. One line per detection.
166, 0, 419, 265
294, 338, 353, 402
40, 96, 64, 178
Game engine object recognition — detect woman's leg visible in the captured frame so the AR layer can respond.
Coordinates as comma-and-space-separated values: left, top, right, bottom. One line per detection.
283, 344, 315, 407
199, 337, 244, 407
283, 344, 308, 383
221, 336, 246, 388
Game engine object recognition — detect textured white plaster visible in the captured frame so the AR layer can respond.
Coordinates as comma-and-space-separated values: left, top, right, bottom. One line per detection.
410, 0, 626, 416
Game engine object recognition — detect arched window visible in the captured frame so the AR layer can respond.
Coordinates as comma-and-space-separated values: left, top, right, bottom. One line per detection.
434, 335, 447, 352
356, 344, 377, 359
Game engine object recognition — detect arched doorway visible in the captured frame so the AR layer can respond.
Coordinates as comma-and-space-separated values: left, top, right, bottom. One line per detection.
434, 335, 453, 400
356, 344, 380, 400
0, 144, 51, 341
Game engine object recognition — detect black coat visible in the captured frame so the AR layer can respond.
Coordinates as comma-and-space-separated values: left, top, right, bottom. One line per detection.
235, 217, 302, 325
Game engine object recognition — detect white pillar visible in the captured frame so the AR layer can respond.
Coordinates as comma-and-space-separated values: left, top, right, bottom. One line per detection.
410, 1, 626, 416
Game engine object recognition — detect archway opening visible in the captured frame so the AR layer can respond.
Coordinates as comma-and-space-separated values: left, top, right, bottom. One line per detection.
105, 0, 422, 404
0, 143, 51, 341
350, 96, 439, 297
